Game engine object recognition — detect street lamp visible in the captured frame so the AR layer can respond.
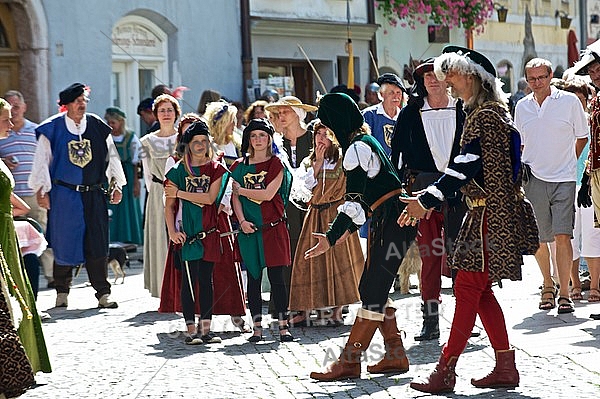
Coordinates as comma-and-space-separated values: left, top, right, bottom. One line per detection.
555, 10, 572, 29
495, 3, 508, 23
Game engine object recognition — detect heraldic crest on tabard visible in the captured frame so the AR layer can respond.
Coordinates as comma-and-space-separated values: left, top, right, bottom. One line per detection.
384, 124, 394, 148
243, 170, 268, 204
68, 138, 92, 168
185, 174, 211, 207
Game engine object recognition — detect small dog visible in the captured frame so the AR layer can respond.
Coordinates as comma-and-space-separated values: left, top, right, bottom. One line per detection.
397, 241, 422, 294
108, 245, 128, 284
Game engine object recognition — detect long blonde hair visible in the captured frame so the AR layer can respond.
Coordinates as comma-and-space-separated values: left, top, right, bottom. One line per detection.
204, 101, 237, 146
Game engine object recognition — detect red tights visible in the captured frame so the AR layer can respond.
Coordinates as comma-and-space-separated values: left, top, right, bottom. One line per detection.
417, 210, 445, 302
442, 218, 510, 360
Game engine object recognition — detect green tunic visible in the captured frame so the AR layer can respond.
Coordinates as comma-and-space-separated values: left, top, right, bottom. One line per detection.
165, 161, 228, 262
108, 131, 143, 244
230, 157, 292, 279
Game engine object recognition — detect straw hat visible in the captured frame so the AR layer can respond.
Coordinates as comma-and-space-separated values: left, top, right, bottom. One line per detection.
264, 96, 317, 112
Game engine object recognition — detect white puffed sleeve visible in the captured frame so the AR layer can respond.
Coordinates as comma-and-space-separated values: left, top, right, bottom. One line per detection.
342, 141, 381, 178
28, 135, 53, 195
337, 201, 366, 226
106, 135, 127, 190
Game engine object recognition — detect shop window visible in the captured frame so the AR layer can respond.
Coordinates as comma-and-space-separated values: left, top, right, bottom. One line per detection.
256, 59, 313, 105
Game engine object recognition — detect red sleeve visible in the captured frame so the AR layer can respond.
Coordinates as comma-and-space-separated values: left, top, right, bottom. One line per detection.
230, 159, 241, 173
265, 156, 283, 185
211, 161, 228, 181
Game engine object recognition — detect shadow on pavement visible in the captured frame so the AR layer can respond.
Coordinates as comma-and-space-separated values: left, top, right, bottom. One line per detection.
512, 312, 590, 335
43, 307, 104, 321
123, 310, 180, 327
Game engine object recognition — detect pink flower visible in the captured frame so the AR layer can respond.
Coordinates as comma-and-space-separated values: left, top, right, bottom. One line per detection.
376, 0, 493, 32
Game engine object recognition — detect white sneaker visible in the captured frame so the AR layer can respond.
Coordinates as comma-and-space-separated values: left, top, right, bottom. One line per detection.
55, 293, 68, 308
98, 294, 118, 309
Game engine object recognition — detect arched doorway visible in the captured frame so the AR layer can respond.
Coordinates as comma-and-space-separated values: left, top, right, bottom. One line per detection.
0, 0, 49, 121
111, 15, 168, 133
0, 3, 19, 98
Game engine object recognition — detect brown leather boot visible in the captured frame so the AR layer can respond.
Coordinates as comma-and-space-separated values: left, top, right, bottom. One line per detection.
410, 354, 458, 393
310, 317, 380, 381
367, 307, 409, 374
471, 349, 519, 388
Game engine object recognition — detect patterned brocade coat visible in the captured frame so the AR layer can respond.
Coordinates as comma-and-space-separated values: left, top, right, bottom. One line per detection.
451, 102, 539, 282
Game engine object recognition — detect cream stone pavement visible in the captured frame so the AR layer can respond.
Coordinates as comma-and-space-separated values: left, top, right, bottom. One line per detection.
24, 252, 600, 399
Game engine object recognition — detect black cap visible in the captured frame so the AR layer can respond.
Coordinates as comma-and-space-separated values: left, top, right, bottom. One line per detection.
442, 45, 497, 78
413, 57, 436, 78
137, 98, 154, 114
178, 120, 210, 154
58, 83, 86, 106
376, 73, 406, 92
241, 118, 275, 155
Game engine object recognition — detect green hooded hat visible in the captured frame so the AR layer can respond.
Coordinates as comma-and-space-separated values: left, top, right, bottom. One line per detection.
317, 93, 364, 152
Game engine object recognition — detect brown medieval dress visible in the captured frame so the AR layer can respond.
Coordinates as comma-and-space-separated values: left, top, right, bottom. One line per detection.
289, 158, 364, 311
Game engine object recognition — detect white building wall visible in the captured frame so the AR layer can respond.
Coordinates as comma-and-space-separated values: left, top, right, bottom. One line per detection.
39, 0, 242, 119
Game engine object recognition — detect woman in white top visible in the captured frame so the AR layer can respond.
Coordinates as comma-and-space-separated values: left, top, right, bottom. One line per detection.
139, 94, 180, 297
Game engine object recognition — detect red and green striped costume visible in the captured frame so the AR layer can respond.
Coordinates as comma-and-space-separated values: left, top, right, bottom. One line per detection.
230, 156, 291, 279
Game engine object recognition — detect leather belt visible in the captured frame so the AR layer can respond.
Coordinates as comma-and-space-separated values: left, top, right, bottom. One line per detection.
53, 179, 104, 193
369, 188, 405, 215
312, 200, 341, 211
186, 227, 217, 245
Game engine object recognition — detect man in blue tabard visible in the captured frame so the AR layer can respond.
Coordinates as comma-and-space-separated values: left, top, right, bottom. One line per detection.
361, 73, 406, 157
358, 73, 407, 239
29, 83, 126, 309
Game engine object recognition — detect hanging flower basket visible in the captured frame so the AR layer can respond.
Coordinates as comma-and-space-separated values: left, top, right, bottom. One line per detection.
375, 0, 495, 34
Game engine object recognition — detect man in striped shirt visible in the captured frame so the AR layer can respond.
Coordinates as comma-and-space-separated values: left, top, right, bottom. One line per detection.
0, 90, 54, 287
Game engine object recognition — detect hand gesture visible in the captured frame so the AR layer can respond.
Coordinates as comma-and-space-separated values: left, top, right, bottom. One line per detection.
37, 191, 50, 210
240, 220, 257, 234
397, 197, 430, 227
577, 183, 592, 208
3, 157, 18, 170
110, 190, 122, 204
315, 143, 327, 163
304, 232, 331, 259
169, 230, 186, 245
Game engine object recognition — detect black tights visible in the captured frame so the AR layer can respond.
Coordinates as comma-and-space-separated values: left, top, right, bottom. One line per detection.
180, 259, 214, 325
247, 266, 288, 324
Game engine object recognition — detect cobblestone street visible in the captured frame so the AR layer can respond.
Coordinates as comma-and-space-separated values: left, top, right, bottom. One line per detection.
23, 254, 600, 399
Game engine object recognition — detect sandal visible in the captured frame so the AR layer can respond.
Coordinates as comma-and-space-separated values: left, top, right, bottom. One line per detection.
570, 286, 583, 301
588, 288, 600, 303
557, 297, 575, 314
539, 286, 557, 310
278, 325, 294, 342
247, 327, 263, 343
232, 316, 252, 333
